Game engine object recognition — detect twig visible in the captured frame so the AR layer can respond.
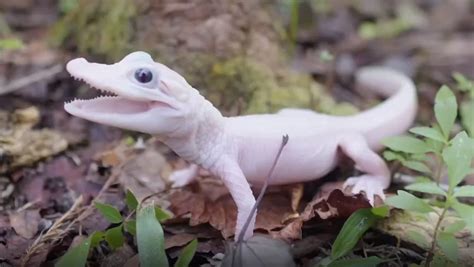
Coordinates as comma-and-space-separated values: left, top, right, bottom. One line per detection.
76, 149, 138, 221
0, 64, 63, 95
22, 149, 136, 266
425, 207, 448, 267
236, 135, 289, 244
16, 199, 41, 212
21, 196, 85, 267
76, 170, 121, 222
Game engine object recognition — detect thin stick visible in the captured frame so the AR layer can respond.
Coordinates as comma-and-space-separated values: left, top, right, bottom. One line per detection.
21, 196, 84, 267
236, 135, 289, 244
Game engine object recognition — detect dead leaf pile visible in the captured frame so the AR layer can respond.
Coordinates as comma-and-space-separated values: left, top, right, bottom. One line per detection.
9, 209, 41, 239
168, 179, 295, 239
276, 189, 372, 240
167, 176, 372, 241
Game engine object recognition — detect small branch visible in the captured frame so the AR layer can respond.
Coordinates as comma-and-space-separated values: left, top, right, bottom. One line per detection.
236, 135, 289, 244
21, 196, 85, 267
425, 207, 448, 267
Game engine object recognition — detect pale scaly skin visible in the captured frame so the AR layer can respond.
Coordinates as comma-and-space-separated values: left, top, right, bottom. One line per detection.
65, 52, 417, 240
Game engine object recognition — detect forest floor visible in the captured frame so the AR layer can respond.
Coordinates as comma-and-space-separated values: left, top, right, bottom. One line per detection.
0, 1, 473, 266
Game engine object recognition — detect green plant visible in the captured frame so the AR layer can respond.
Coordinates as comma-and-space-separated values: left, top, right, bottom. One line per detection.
452, 72, 474, 137
52, 0, 137, 61
317, 206, 390, 267
0, 38, 24, 52
382, 85, 474, 266
59, 0, 79, 13
55, 190, 197, 267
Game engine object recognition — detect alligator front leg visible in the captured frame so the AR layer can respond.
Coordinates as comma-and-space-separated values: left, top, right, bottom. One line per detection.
214, 158, 256, 240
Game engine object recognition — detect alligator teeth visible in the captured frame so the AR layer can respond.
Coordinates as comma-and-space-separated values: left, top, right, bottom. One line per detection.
69, 74, 118, 102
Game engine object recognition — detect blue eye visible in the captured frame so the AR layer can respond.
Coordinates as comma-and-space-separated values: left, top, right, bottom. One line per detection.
134, 68, 153, 83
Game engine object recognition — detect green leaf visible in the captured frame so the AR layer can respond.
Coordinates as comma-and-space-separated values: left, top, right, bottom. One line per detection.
437, 232, 458, 262
460, 100, 474, 137
383, 136, 430, 154
0, 38, 24, 51
125, 190, 139, 211
431, 253, 457, 267
411, 153, 429, 162
90, 231, 105, 247
443, 220, 466, 234
125, 219, 136, 236
442, 132, 473, 188
59, 0, 78, 13
453, 185, 474, 198
174, 239, 197, 267
425, 138, 444, 155
331, 208, 380, 260
402, 160, 431, 174
370, 205, 390, 217
453, 72, 474, 93
414, 176, 432, 183
328, 256, 385, 267
137, 205, 168, 267
105, 225, 124, 250
410, 127, 446, 142
385, 191, 434, 213
383, 150, 406, 162
55, 234, 96, 267
435, 86, 457, 138
405, 182, 447, 196
407, 230, 429, 247
451, 200, 474, 233
155, 207, 172, 222
94, 202, 122, 224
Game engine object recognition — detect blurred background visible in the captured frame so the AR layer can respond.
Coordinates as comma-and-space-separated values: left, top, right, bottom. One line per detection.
1, 0, 473, 117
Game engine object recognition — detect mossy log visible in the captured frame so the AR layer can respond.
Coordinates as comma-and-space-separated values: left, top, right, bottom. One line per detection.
54, 0, 357, 115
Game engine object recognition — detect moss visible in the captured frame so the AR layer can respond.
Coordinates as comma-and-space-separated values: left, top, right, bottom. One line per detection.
247, 70, 358, 115
160, 53, 356, 115
51, 0, 137, 61
156, 53, 271, 114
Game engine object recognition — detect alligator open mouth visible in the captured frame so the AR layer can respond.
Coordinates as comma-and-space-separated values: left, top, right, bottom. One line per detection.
64, 95, 152, 116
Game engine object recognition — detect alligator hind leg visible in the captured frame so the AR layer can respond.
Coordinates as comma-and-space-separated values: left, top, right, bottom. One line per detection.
338, 134, 390, 205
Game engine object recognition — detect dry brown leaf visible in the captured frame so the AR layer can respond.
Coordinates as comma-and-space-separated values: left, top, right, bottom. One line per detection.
283, 183, 304, 212
275, 189, 371, 240
164, 233, 196, 249
291, 234, 333, 258
0, 233, 31, 266
99, 150, 123, 167
168, 180, 294, 239
9, 209, 41, 239
169, 177, 373, 240
118, 143, 170, 201
102, 244, 136, 266
123, 254, 139, 267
